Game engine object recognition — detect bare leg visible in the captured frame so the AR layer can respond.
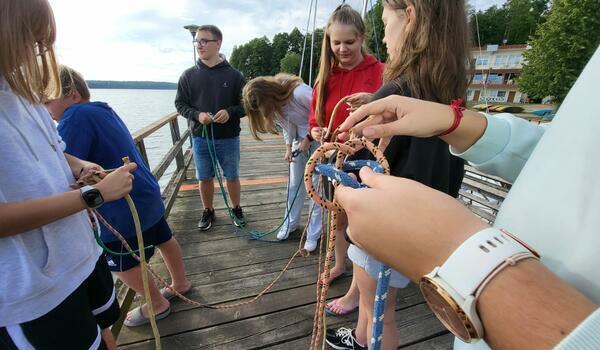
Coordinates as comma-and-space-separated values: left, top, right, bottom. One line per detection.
199, 179, 214, 209
327, 263, 360, 314
225, 179, 241, 207
156, 237, 191, 292
101, 328, 117, 350
327, 213, 349, 283
114, 266, 170, 319
356, 266, 398, 350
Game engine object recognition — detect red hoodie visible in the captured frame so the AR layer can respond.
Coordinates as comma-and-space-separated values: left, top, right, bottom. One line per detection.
309, 54, 384, 137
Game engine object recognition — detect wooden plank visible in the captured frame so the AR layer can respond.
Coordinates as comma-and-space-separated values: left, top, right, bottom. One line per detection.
459, 190, 500, 211
462, 177, 508, 199
162, 150, 194, 217
132, 112, 179, 142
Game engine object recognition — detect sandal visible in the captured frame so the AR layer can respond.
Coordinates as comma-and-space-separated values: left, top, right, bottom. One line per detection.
324, 298, 358, 316
124, 305, 171, 327
160, 286, 192, 301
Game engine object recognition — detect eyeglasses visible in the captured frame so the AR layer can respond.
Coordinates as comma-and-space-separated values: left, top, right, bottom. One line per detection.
194, 39, 218, 47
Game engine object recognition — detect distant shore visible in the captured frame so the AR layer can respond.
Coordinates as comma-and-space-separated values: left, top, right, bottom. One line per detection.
87, 80, 177, 90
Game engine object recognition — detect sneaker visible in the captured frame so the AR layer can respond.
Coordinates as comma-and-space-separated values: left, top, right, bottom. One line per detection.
303, 239, 318, 252
198, 208, 215, 231
231, 206, 246, 227
325, 327, 366, 350
276, 224, 297, 241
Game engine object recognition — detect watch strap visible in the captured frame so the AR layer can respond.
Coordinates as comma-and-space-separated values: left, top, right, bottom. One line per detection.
438, 228, 534, 298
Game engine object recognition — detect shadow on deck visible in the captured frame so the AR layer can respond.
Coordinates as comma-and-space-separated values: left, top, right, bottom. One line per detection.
116, 121, 457, 349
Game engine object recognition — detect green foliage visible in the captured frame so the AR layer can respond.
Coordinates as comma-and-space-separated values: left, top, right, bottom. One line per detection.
280, 52, 301, 74
229, 26, 323, 84
469, 0, 550, 46
365, 0, 387, 62
519, 0, 600, 102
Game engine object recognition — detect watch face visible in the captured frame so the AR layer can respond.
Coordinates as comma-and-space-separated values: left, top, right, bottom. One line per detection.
82, 188, 103, 208
420, 278, 477, 342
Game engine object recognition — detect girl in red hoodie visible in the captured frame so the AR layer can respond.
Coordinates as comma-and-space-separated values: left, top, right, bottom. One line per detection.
307, 4, 384, 317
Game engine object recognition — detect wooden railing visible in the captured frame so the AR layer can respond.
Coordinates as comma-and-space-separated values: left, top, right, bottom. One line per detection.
111, 113, 193, 338
459, 165, 511, 223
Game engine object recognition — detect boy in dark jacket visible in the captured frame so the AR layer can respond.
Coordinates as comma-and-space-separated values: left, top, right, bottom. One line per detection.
175, 25, 246, 231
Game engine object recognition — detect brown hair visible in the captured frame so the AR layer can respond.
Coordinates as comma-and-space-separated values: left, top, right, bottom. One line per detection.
198, 25, 223, 41
313, 4, 367, 126
0, 0, 60, 104
242, 74, 304, 140
58, 65, 91, 101
382, 0, 471, 103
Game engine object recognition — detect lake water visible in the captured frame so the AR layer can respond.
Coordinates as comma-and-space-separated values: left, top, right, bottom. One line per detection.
90, 89, 185, 188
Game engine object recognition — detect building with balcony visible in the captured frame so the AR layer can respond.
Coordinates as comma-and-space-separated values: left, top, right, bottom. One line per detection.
467, 44, 529, 104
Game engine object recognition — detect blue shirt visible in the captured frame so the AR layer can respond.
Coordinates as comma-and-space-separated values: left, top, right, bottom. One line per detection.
58, 102, 164, 242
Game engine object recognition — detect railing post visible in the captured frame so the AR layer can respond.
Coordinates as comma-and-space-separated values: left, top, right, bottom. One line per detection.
170, 117, 185, 174
136, 139, 150, 167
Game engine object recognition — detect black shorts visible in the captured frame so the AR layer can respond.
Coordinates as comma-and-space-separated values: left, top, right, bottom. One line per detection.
103, 216, 173, 272
0, 257, 120, 350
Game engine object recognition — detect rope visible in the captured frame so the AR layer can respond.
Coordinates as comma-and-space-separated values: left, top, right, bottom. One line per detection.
78, 159, 161, 350
368, 0, 382, 61
304, 138, 390, 350
474, 3, 490, 113
299, 0, 315, 78
309, 0, 319, 86
200, 123, 305, 241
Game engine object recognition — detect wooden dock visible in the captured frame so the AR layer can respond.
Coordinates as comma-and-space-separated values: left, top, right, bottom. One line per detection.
114, 116, 508, 349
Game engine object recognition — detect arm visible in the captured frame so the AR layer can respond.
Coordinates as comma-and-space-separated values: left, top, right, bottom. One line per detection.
308, 87, 323, 140
0, 163, 137, 237
64, 153, 102, 179
335, 168, 597, 349
225, 73, 246, 120
174, 74, 200, 122
339, 96, 545, 182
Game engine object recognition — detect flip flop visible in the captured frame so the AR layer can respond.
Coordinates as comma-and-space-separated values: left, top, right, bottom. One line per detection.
160, 286, 192, 301
324, 298, 358, 316
124, 305, 171, 327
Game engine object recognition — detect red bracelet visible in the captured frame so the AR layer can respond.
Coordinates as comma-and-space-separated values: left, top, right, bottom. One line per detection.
438, 98, 465, 136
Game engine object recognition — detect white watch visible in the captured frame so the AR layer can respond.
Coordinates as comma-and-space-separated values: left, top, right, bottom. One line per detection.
419, 228, 540, 343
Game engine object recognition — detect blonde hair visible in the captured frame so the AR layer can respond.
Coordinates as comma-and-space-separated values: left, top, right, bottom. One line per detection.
242, 74, 303, 141
0, 0, 60, 104
314, 4, 367, 127
382, 0, 471, 104
59, 65, 91, 101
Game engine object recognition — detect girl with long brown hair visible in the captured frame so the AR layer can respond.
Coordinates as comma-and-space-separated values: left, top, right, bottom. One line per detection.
326, 1, 469, 349
243, 74, 322, 242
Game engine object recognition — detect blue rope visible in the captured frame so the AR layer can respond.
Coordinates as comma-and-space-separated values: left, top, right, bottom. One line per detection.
314, 161, 390, 350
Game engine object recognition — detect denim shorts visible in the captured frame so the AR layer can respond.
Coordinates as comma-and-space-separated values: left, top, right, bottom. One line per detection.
103, 217, 173, 272
348, 244, 410, 288
192, 135, 240, 181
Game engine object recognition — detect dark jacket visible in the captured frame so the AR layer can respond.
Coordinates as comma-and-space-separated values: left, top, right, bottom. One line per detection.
370, 80, 465, 197
175, 59, 245, 138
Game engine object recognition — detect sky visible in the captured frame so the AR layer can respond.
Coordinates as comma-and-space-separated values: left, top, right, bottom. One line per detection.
49, 0, 504, 83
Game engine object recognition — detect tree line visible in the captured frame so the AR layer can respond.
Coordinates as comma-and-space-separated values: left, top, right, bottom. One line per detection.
229, 0, 599, 103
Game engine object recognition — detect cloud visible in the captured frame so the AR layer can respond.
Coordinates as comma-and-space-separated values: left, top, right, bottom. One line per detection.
49, 0, 503, 82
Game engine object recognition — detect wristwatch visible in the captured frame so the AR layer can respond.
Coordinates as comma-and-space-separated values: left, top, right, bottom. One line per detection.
80, 185, 104, 209
419, 228, 540, 343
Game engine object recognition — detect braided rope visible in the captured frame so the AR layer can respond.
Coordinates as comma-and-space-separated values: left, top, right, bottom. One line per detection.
304, 138, 389, 349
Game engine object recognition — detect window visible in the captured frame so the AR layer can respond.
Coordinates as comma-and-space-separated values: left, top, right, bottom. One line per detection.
475, 55, 489, 66
494, 55, 508, 67
487, 74, 504, 84
496, 91, 507, 98
473, 73, 484, 83
509, 55, 522, 66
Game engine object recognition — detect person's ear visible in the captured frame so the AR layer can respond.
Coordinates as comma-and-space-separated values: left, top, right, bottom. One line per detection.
405, 4, 416, 30
70, 90, 83, 104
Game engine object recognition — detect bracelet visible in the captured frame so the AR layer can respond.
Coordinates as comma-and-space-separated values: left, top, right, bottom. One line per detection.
438, 98, 465, 136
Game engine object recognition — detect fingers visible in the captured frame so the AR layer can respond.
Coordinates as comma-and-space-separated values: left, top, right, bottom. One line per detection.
358, 167, 387, 189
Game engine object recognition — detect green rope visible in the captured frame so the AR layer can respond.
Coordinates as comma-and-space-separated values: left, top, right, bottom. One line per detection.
201, 124, 305, 240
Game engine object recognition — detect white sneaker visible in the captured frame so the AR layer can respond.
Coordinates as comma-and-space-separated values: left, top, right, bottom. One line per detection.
304, 239, 318, 252
276, 225, 297, 240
